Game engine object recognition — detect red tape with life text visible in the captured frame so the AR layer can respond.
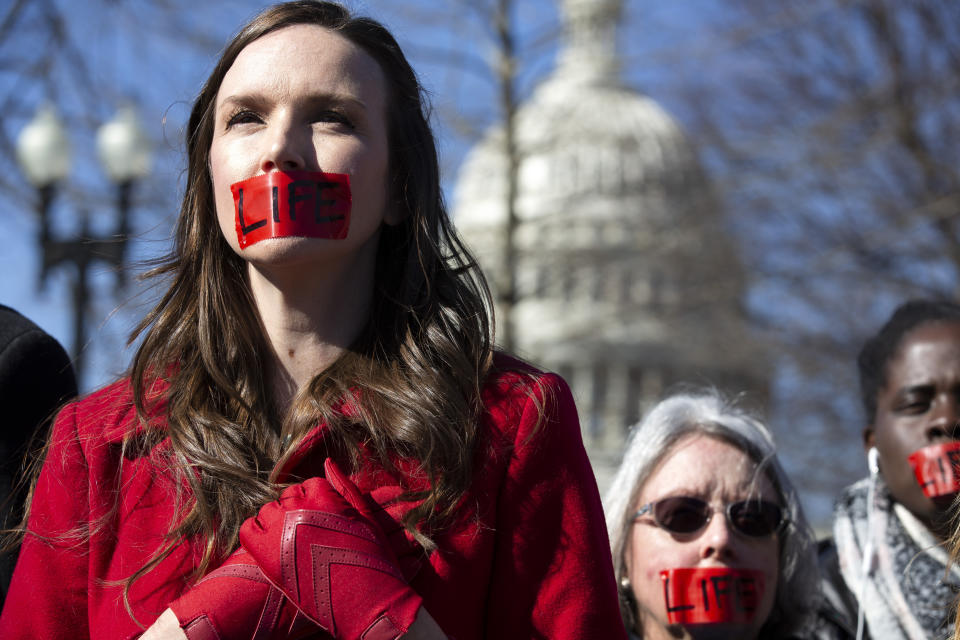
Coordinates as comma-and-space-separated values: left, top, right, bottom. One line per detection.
231, 171, 351, 249
908, 441, 960, 499
661, 567, 764, 626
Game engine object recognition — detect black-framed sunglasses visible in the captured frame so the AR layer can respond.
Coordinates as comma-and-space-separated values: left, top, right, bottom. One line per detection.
632, 496, 787, 538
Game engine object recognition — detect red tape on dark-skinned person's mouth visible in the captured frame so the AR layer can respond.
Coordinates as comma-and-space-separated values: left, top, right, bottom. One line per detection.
231, 171, 351, 249
661, 567, 765, 626
908, 441, 960, 499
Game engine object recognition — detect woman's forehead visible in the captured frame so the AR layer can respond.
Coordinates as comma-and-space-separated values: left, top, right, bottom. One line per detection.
885, 322, 960, 389
217, 25, 385, 109
639, 434, 775, 502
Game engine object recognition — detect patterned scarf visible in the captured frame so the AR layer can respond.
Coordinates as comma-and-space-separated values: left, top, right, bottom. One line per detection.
833, 476, 959, 640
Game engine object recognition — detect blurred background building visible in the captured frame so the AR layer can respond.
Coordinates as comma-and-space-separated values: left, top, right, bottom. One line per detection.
454, 0, 767, 490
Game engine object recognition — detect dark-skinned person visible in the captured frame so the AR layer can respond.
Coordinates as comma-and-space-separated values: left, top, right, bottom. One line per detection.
819, 299, 960, 640
0, 3, 626, 638
604, 390, 823, 640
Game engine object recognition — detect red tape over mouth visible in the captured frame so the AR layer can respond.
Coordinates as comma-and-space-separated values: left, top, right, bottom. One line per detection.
231, 171, 351, 249
661, 567, 765, 626
908, 441, 960, 499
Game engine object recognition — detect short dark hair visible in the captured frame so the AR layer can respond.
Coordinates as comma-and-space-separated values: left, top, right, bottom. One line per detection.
857, 299, 960, 421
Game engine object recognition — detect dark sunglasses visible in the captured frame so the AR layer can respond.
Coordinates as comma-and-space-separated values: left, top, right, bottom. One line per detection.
632, 496, 787, 538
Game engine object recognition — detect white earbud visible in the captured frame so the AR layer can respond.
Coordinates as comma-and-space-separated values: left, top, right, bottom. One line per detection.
867, 447, 879, 475
857, 445, 880, 640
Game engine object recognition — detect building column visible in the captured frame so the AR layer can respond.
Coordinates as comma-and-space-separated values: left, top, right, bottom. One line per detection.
639, 367, 663, 417
603, 362, 630, 452
570, 362, 598, 448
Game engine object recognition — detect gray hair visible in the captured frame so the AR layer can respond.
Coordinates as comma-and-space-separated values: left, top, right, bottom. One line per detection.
603, 390, 819, 638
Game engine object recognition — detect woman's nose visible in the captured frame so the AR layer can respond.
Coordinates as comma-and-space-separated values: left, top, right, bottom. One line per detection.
699, 512, 735, 561
927, 396, 960, 441
260, 121, 308, 173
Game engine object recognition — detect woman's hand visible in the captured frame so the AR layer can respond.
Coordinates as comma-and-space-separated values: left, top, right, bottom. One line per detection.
144, 579, 444, 640
239, 458, 426, 639
140, 609, 187, 640
153, 460, 442, 640
166, 546, 314, 639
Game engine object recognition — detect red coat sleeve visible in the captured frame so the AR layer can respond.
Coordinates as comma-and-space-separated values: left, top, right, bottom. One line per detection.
483, 374, 627, 640
0, 402, 90, 638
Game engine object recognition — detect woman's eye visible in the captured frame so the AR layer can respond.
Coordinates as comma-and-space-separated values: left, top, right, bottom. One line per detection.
225, 110, 262, 128
899, 399, 930, 413
314, 110, 355, 129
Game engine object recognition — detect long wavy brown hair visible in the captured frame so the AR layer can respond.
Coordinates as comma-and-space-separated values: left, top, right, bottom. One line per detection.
123, 0, 495, 592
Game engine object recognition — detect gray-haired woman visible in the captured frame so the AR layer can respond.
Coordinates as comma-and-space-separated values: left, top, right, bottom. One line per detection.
604, 391, 825, 639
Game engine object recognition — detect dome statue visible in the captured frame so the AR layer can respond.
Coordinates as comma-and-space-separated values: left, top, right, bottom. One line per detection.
453, 0, 767, 490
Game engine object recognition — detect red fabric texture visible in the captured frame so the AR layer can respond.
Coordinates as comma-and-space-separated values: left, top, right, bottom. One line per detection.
0, 357, 626, 640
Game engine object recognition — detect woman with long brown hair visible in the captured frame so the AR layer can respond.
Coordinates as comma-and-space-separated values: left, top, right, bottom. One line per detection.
0, 3, 625, 638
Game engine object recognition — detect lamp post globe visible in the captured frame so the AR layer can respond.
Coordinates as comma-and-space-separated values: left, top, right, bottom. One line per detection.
16, 104, 71, 188
96, 104, 151, 185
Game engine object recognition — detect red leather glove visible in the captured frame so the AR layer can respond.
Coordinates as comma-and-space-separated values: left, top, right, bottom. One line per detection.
239, 459, 424, 640
168, 547, 318, 640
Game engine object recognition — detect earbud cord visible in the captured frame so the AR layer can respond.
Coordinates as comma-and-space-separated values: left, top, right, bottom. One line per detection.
856, 447, 879, 640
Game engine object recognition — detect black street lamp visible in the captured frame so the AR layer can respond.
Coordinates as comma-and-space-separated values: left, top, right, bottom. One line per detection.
16, 104, 151, 385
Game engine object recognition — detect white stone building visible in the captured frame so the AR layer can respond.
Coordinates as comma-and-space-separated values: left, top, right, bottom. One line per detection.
452, 0, 766, 491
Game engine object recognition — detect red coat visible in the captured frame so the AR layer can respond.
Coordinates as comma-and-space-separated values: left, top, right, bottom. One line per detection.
0, 361, 626, 640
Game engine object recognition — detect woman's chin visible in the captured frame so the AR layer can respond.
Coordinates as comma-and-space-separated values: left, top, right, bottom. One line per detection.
235, 235, 351, 268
